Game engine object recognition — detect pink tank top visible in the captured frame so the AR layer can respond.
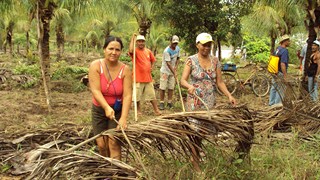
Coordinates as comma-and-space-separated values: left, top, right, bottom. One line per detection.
92, 60, 125, 106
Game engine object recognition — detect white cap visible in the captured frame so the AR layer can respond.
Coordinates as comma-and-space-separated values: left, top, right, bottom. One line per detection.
196, 33, 213, 44
136, 35, 145, 41
313, 40, 320, 46
279, 34, 290, 43
171, 35, 179, 43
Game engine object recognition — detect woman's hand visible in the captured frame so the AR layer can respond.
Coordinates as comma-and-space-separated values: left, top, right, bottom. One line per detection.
228, 95, 237, 106
104, 106, 115, 120
116, 117, 127, 130
187, 86, 196, 95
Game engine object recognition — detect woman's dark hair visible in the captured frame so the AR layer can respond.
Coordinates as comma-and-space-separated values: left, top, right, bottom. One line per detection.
103, 36, 124, 49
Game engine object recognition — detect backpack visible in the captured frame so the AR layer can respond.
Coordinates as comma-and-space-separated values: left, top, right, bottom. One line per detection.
267, 49, 280, 74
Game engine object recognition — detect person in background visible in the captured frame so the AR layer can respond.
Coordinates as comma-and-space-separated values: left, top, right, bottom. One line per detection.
89, 36, 132, 160
129, 33, 161, 116
180, 32, 236, 172
159, 35, 180, 110
269, 34, 290, 106
241, 46, 247, 61
306, 40, 320, 102
299, 40, 308, 74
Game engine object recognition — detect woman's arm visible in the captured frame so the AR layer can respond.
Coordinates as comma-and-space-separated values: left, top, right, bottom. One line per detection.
180, 59, 195, 95
89, 60, 114, 118
117, 65, 133, 130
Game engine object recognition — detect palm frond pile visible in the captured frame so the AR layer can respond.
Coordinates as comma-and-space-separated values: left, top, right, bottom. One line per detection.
1, 106, 254, 179
254, 75, 320, 135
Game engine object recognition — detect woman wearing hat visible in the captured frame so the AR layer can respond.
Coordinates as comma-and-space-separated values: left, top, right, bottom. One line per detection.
180, 32, 236, 171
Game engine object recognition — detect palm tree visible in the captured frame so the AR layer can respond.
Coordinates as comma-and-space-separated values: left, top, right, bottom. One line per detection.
120, 0, 155, 37
0, 1, 16, 57
36, 0, 56, 112
52, 6, 71, 60
147, 24, 166, 55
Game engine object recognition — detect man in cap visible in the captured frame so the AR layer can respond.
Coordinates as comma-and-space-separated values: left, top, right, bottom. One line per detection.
159, 35, 181, 110
269, 34, 291, 106
129, 33, 161, 115
306, 40, 320, 101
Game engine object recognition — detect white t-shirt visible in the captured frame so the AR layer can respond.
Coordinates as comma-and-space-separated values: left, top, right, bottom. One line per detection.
160, 46, 180, 74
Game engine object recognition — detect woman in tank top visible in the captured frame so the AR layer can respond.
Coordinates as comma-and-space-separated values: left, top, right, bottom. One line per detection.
89, 36, 132, 160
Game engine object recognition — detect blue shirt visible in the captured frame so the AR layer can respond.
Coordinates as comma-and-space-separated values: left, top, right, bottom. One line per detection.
275, 46, 289, 73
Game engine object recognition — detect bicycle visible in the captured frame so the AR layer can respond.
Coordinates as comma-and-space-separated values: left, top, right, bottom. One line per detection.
217, 63, 271, 97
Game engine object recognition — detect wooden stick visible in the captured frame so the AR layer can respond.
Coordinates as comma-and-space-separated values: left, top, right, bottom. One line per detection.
175, 76, 185, 112
133, 36, 138, 122
67, 130, 112, 152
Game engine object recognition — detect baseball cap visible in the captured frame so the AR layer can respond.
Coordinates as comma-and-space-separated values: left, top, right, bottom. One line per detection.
196, 33, 213, 44
313, 40, 320, 46
171, 35, 179, 43
279, 34, 290, 43
136, 35, 145, 41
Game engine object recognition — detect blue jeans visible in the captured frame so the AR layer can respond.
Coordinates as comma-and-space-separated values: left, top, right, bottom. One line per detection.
308, 76, 318, 102
269, 73, 284, 106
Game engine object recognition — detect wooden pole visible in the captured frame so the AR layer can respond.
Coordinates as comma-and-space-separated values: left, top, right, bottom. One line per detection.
133, 37, 138, 121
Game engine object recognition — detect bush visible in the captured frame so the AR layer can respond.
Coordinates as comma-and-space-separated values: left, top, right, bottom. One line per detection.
13, 63, 41, 78
119, 54, 132, 63
51, 61, 88, 80
243, 34, 270, 63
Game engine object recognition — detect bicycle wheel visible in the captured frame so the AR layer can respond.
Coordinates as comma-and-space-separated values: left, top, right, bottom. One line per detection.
251, 74, 270, 97
217, 73, 237, 95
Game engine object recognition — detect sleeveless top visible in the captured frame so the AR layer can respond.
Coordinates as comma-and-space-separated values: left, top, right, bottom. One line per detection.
307, 55, 318, 77
185, 54, 221, 111
92, 60, 125, 106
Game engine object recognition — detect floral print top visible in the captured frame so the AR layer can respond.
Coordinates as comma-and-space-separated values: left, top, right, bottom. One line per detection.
185, 54, 221, 111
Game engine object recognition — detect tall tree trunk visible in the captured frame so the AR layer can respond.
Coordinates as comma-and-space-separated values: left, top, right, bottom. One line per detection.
3, 41, 7, 54
17, 43, 20, 54
81, 39, 84, 53
217, 38, 222, 61
86, 39, 89, 54
26, 31, 30, 54
37, 0, 55, 112
56, 21, 64, 60
6, 21, 14, 57
270, 31, 276, 54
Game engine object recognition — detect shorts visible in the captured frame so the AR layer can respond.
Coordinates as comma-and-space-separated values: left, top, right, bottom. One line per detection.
134, 82, 156, 101
91, 104, 122, 135
159, 73, 175, 90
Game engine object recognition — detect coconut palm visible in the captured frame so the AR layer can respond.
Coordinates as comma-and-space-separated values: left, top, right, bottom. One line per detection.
147, 23, 167, 55
119, 0, 155, 37
0, 0, 16, 56
51, 6, 71, 60
242, 0, 304, 53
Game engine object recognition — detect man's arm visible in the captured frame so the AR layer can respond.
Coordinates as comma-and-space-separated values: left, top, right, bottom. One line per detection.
280, 63, 287, 79
129, 33, 136, 54
163, 52, 175, 75
315, 53, 320, 80
280, 49, 289, 80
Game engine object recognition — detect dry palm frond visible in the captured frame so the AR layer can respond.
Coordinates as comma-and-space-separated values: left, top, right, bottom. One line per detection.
106, 105, 254, 161
255, 75, 320, 135
0, 123, 92, 168
26, 150, 141, 180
